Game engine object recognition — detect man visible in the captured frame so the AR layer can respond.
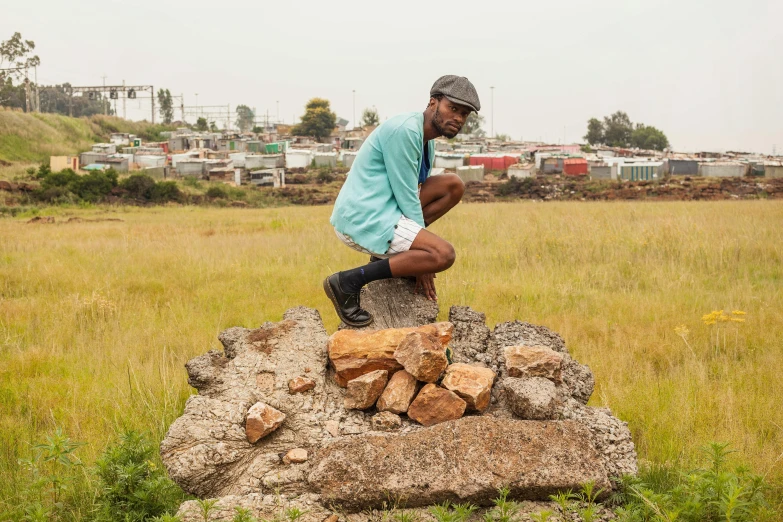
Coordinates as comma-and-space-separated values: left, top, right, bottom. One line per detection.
324, 75, 481, 326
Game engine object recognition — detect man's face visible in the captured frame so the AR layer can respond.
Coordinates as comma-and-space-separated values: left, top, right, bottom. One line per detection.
431, 97, 472, 139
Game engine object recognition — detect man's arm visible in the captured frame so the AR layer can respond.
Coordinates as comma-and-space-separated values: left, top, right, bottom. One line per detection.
382, 127, 425, 227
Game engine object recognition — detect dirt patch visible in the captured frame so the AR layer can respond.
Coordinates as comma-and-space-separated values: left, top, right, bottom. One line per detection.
245, 320, 297, 354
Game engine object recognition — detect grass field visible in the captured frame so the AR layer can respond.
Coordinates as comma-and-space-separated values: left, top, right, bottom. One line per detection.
1, 200, 782, 514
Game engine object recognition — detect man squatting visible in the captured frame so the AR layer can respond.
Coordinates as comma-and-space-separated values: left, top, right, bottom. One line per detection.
324, 75, 481, 327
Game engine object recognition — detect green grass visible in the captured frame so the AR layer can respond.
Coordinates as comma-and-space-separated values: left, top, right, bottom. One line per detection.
1, 200, 782, 517
0, 108, 175, 164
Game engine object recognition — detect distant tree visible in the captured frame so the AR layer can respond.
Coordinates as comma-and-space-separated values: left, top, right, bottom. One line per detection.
195, 117, 208, 131
583, 118, 604, 145
157, 88, 173, 124
361, 107, 379, 127
459, 112, 486, 137
495, 133, 510, 142
292, 98, 337, 140
630, 124, 670, 151
209, 121, 218, 132
252, 125, 263, 133
0, 32, 40, 107
602, 111, 633, 147
235, 104, 255, 133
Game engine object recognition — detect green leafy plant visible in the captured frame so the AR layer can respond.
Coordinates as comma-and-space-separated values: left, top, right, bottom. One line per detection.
429, 501, 477, 522
196, 498, 219, 522
529, 510, 554, 522
94, 430, 186, 521
232, 506, 257, 522
481, 487, 519, 522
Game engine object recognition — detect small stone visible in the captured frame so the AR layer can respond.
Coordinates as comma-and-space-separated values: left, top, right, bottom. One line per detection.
407, 384, 466, 427
323, 516, 339, 522
288, 376, 316, 394
441, 363, 496, 412
503, 376, 562, 420
305, 367, 312, 373
372, 411, 402, 431
504, 345, 564, 384
344, 370, 389, 410
324, 420, 340, 437
283, 448, 308, 464
245, 402, 286, 443
376, 370, 418, 414
394, 332, 448, 383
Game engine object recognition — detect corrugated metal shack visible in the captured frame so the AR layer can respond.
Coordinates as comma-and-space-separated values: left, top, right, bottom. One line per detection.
590, 165, 612, 180
250, 168, 286, 188
564, 158, 588, 176
667, 159, 699, 175
434, 153, 465, 169
508, 163, 535, 179
620, 162, 663, 181
169, 136, 189, 152
541, 157, 565, 174
177, 159, 207, 177
92, 143, 117, 154
764, 162, 783, 178
98, 155, 129, 173
314, 152, 337, 168
456, 165, 484, 182
469, 154, 519, 172
341, 151, 358, 168
246, 154, 285, 170
286, 150, 312, 169
698, 162, 747, 177
208, 167, 235, 183
80, 152, 108, 167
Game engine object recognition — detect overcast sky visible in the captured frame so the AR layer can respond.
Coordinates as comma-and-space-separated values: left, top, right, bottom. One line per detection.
4, 0, 782, 153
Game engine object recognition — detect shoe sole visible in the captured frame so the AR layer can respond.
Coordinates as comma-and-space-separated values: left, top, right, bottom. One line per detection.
322, 277, 374, 328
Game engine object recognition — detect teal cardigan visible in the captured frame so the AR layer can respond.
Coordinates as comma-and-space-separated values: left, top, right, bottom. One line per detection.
330, 112, 434, 255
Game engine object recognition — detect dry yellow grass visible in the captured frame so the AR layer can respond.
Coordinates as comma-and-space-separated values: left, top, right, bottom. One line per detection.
1, 200, 782, 487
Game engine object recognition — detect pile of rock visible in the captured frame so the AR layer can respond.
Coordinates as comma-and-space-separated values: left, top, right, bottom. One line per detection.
330, 323, 497, 427
160, 280, 637, 521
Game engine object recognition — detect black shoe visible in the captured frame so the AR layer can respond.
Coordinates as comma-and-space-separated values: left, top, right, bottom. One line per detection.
323, 273, 374, 327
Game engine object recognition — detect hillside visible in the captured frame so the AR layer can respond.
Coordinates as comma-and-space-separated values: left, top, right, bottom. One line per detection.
0, 108, 175, 164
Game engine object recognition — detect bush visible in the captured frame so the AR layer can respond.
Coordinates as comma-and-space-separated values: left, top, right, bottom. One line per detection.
120, 174, 157, 200
150, 181, 183, 203
315, 168, 335, 184
205, 185, 228, 199
35, 167, 118, 203
94, 431, 186, 522
72, 170, 118, 202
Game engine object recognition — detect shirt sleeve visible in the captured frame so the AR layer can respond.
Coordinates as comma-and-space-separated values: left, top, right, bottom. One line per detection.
382, 127, 425, 227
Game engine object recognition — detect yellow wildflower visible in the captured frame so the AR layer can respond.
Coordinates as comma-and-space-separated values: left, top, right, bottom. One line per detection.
731, 310, 746, 316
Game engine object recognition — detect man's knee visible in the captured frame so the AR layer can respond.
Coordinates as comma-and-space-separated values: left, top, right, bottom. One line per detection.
433, 241, 456, 271
449, 175, 465, 202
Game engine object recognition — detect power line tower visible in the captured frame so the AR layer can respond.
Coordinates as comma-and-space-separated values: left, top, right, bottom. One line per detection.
66, 84, 155, 122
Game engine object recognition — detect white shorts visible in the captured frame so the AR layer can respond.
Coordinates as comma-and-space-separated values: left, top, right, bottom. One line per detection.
335, 215, 423, 258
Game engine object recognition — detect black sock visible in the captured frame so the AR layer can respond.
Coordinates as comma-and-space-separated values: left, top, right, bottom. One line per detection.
338, 258, 392, 294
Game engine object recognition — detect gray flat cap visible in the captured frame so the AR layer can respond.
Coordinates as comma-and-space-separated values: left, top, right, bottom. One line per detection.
430, 75, 481, 112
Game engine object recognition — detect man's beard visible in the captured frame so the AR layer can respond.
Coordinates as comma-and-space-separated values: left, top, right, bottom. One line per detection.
433, 106, 459, 139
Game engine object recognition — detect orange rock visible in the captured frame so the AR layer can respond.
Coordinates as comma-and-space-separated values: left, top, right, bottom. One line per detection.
504, 345, 564, 384
328, 322, 453, 386
344, 370, 389, 410
245, 402, 286, 444
393, 332, 448, 383
283, 448, 308, 464
441, 363, 496, 412
288, 376, 316, 394
407, 384, 466, 427
376, 370, 418, 414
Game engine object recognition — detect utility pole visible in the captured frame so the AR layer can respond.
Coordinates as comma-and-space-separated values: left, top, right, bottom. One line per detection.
151, 84, 155, 124
101, 74, 108, 115
181, 93, 185, 122
352, 89, 356, 130
122, 80, 126, 119
490, 86, 495, 138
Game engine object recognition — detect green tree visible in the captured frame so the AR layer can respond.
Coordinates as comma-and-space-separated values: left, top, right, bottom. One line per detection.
459, 112, 485, 137
583, 117, 604, 145
495, 133, 510, 142
0, 32, 40, 107
235, 104, 255, 133
361, 107, 379, 127
157, 88, 173, 124
195, 117, 208, 131
602, 111, 633, 147
292, 98, 337, 140
630, 124, 670, 151
209, 121, 218, 132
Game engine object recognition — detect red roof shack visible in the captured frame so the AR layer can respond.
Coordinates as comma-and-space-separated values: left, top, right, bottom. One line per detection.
564, 158, 588, 175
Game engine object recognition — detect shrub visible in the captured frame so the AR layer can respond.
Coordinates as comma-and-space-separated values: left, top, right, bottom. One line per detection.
120, 174, 157, 200
182, 176, 202, 189
35, 167, 118, 203
315, 168, 335, 184
150, 181, 183, 203
71, 169, 118, 202
205, 185, 228, 199
93, 430, 186, 522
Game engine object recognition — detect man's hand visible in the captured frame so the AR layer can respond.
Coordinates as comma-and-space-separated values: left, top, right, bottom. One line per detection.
414, 273, 437, 301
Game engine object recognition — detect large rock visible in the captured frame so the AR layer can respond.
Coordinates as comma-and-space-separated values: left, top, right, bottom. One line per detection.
504, 345, 564, 384
393, 331, 448, 383
441, 363, 496, 412
328, 322, 453, 387
344, 370, 388, 410
245, 402, 286, 443
309, 416, 611, 509
503, 377, 562, 420
407, 384, 466, 427
376, 370, 418, 414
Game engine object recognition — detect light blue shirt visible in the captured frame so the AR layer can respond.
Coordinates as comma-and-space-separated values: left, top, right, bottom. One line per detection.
331, 111, 434, 255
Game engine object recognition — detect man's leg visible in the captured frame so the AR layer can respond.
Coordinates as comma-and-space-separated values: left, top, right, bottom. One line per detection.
419, 173, 465, 226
